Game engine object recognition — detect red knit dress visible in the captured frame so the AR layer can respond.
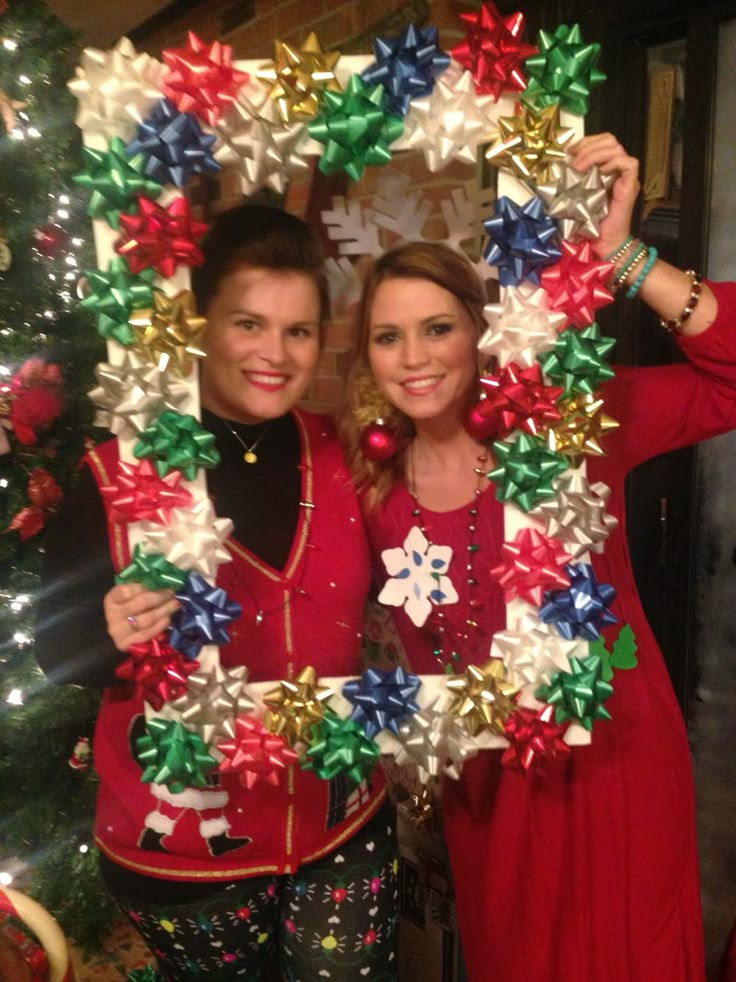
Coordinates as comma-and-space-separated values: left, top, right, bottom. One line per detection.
365, 281, 736, 982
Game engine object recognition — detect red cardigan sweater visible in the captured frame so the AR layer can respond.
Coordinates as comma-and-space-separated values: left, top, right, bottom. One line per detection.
89, 408, 385, 881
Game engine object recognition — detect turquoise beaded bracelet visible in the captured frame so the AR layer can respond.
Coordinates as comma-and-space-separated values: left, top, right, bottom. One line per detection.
626, 246, 658, 299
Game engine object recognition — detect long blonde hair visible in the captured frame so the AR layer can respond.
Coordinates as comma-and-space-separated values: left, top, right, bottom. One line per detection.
339, 242, 488, 510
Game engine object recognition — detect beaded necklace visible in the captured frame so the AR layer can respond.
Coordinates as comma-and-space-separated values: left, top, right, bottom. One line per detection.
408, 444, 490, 674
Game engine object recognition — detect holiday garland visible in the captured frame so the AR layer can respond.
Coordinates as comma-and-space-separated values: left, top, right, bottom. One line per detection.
69, 2, 637, 792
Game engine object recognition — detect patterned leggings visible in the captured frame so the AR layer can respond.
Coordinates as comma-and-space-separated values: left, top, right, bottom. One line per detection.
113, 803, 398, 982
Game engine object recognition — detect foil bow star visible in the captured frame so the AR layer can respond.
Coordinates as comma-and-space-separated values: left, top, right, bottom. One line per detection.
485, 103, 576, 183
491, 613, 579, 689
479, 282, 567, 368
361, 23, 450, 116
535, 161, 614, 241
169, 573, 242, 660
135, 717, 217, 792
539, 239, 614, 328
256, 32, 341, 123
162, 32, 249, 126
302, 711, 380, 785
137, 498, 234, 581
540, 391, 619, 459
538, 323, 616, 396
343, 666, 421, 739
475, 362, 563, 440
532, 473, 618, 558
489, 431, 568, 512
217, 716, 298, 788
501, 703, 571, 771
263, 666, 334, 747
87, 355, 190, 436
451, 1, 537, 101
115, 196, 208, 278
490, 527, 570, 605
128, 289, 207, 376
125, 97, 220, 187
535, 652, 613, 730
100, 458, 193, 525
79, 257, 156, 346
169, 664, 256, 746
522, 23, 606, 117
446, 658, 517, 737
483, 195, 561, 286
115, 634, 198, 711
539, 562, 617, 641
73, 137, 162, 228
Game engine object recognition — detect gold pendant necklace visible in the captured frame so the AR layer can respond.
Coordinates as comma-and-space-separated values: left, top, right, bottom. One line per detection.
225, 421, 270, 464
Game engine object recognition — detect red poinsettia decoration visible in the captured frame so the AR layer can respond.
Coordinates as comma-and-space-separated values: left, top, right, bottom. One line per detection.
115, 196, 208, 278
6, 468, 63, 540
0, 357, 63, 451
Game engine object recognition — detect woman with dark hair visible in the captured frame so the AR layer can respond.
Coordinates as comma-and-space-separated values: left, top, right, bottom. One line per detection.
340, 134, 736, 981
36, 205, 398, 981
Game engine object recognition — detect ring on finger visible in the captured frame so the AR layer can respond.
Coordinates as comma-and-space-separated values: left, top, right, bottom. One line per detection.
126, 615, 137, 628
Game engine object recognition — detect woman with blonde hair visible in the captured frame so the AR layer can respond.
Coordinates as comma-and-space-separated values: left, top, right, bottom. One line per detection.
341, 133, 736, 981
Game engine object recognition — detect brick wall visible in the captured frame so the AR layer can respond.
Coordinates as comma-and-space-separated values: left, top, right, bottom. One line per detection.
133, 0, 491, 412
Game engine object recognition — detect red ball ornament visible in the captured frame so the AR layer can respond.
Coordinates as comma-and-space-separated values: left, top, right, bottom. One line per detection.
33, 224, 68, 258
331, 887, 348, 904
464, 401, 502, 441
360, 421, 398, 462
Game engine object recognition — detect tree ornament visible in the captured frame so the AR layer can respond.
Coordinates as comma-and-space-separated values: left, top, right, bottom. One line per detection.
125, 98, 220, 188
256, 32, 341, 123
218, 715, 298, 788
302, 710, 380, 785
135, 717, 217, 792
99, 458, 193, 525
5, 469, 63, 540
485, 103, 575, 183
133, 410, 219, 479
162, 32, 249, 127
451, 1, 537, 101
539, 239, 614, 327
360, 421, 400, 462
532, 473, 618, 558
479, 282, 567, 368
308, 74, 403, 181
73, 137, 163, 228
535, 653, 613, 730
0, 87, 26, 135
68, 736, 92, 771
0, 231, 11, 272
115, 196, 208, 278
446, 658, 517, 737
396, 64, 497, 172
522, 23, 606, 117
488, 431, 569, 512
169, 573, 242, 660
501, 704, 571, 771
361, 23, 450, 116
33, 223, 68, 258
483, 194, 561, 286
539, 562, 617, 641
343, 666, 421, 739
538, 322, 616, 396
263, 666, 334, 747
115, 634, 198, 711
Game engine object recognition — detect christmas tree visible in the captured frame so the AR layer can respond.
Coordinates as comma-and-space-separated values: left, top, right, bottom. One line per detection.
0, 0, 115, 945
